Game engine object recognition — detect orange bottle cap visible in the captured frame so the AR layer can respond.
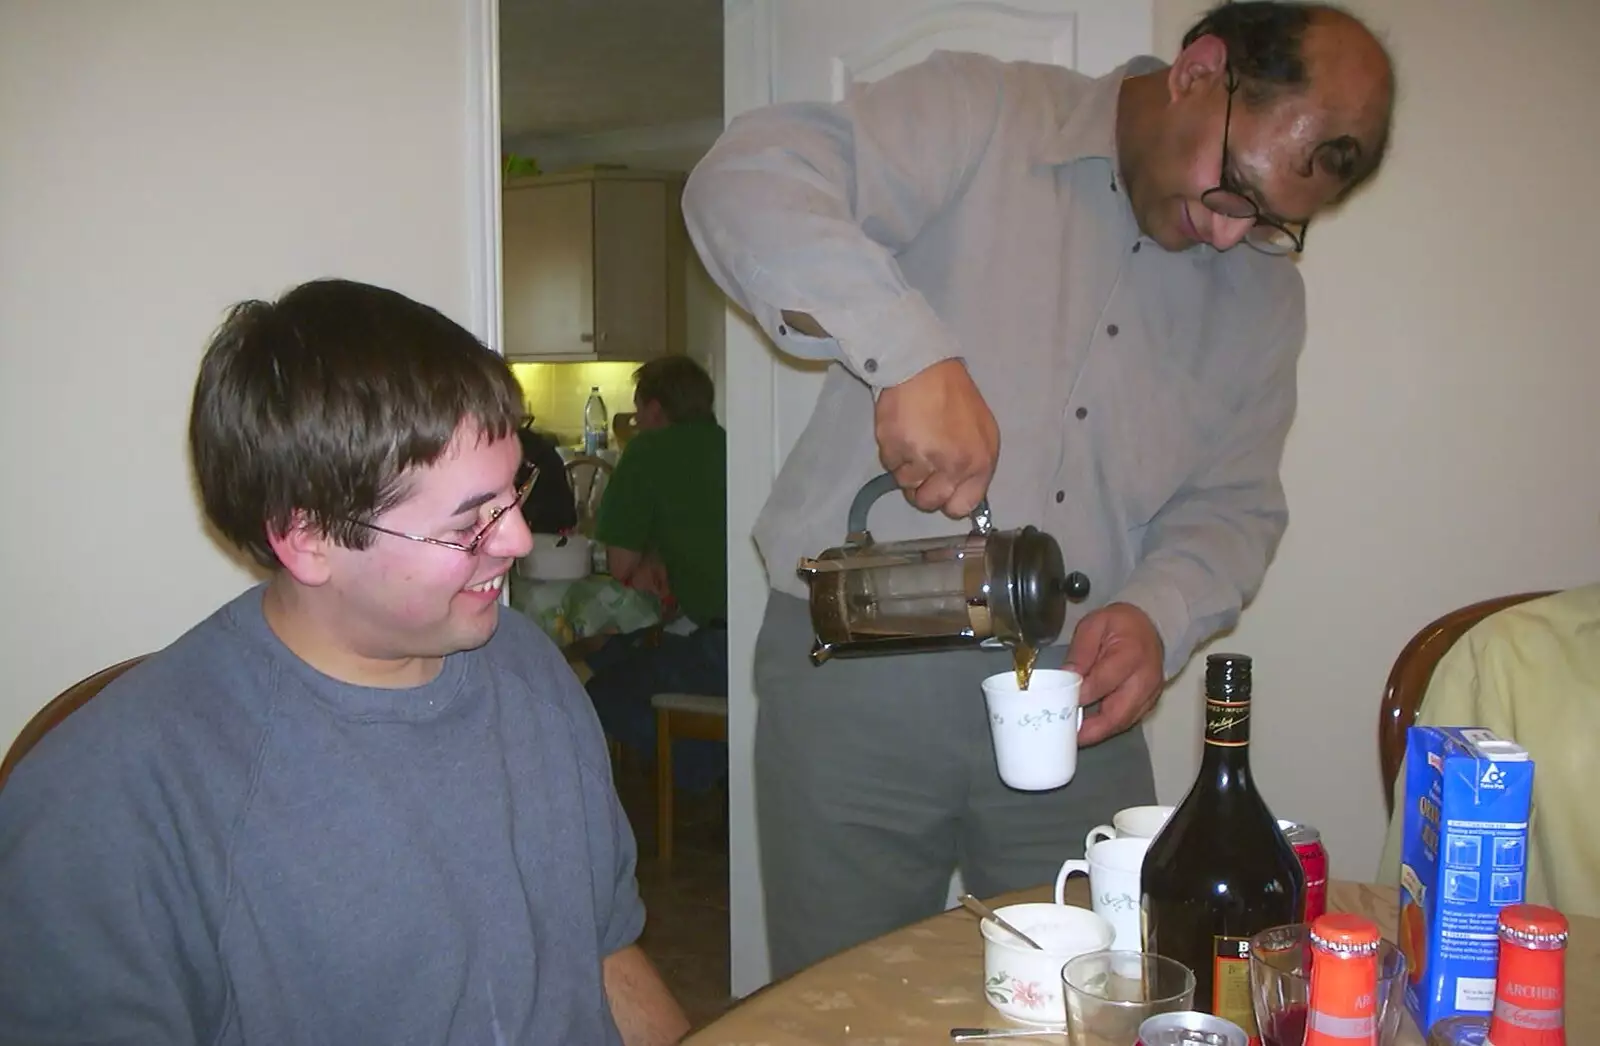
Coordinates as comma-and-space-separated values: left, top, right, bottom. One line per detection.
1311, 913, 1381, 953
1499, 904, 1569, 949
1497, 908, 1574, 946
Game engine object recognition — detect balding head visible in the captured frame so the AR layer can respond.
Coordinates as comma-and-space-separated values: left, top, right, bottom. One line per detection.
1182, 2, 1395, 196
1115, 1, 1397, 252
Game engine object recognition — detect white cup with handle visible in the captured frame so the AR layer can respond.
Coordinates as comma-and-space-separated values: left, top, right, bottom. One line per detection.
1083, 804, 1176, 853
1054, 836, 1150, 951
981, 668, 1083, 791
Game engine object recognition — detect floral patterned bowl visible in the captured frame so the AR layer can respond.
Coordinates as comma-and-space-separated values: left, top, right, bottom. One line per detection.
980, 902, 1114, 1026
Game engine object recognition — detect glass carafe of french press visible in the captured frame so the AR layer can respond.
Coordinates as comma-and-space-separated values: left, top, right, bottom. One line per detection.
798, 472, 1091, 664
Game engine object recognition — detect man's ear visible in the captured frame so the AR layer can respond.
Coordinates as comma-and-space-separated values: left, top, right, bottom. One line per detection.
266, 511, 335, 587
1168, 33, 1228, 103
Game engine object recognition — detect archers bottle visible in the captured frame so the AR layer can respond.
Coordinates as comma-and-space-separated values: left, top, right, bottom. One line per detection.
1141, 653, 1305, 1045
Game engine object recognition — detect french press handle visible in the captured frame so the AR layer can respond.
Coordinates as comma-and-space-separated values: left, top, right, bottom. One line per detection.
846, 472, 995, 541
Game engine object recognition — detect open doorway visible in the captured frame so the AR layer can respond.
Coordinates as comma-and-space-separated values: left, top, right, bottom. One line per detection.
495, 0, 732, 1025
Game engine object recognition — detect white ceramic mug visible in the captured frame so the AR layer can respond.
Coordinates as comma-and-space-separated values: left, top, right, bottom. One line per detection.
981, 668, 1083, 791
1054, 836, 1150, 951
1083, 804, 1176, 852
980, 902, 1114, 1026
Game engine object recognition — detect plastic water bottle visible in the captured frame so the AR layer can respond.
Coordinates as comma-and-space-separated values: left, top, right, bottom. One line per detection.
582, 386, 608, 455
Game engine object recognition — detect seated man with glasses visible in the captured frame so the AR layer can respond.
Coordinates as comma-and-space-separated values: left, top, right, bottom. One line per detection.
684, 0, 1396, 976
0, 279, 689, 1045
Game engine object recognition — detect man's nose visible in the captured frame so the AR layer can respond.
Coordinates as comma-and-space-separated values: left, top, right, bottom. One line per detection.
1209, 214, 1256, 251
487, 505, 535, 561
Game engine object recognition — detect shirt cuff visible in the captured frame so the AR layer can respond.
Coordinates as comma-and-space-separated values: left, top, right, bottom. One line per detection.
757, 290, 959, 388
1109, 571, 1193, 681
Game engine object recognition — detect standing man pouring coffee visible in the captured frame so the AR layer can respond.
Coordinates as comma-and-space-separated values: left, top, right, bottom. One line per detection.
683, 1, 1395, 977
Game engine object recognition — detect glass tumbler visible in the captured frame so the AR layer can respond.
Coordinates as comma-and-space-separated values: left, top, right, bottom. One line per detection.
1248, 922, 1410, 1046
1061, 950, 1196, 1046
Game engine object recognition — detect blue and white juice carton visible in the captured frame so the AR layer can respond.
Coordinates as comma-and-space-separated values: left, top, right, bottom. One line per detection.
1397, 726, 1535, 1034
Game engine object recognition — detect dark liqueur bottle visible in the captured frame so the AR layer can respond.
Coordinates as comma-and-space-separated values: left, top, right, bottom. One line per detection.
1140, 653, 1305, 1045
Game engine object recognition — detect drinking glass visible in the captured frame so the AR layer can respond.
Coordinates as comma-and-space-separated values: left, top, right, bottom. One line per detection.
1249, 922, 1410, 1046
1061, 950, 1196, 1046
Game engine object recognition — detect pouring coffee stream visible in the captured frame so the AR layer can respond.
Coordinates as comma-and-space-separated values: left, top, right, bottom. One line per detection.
797, 472, 1091, 675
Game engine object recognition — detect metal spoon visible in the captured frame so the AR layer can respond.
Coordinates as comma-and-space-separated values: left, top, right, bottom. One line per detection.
957, 893, 1042, 950
950, 1028, 1062, 1041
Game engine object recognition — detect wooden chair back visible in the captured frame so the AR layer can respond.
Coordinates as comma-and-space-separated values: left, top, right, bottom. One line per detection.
1378, 592, 1554, 814
0, 655, 147, 791
564, 455, 614, 535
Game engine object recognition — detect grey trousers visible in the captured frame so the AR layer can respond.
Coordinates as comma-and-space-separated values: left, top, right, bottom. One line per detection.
754, 591, 1157, 980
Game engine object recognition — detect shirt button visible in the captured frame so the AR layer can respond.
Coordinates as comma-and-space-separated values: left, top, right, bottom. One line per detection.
1132, 242, 1141, 253
1106, 324, 1119, 337
778, 323, 788, 336
1055, 490, 1065, 504
864, 358, 878, 374
1075, 407, 1088, 420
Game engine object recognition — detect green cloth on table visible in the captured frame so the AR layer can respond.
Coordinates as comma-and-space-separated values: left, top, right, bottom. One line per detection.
594, 417, 727, 626
510, 574, 661, 646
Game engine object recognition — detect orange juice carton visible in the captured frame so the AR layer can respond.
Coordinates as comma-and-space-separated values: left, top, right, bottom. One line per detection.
1397, 726, 1535, 1035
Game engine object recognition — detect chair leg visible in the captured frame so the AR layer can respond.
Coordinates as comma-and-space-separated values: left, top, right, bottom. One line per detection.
655, 707, 673, 865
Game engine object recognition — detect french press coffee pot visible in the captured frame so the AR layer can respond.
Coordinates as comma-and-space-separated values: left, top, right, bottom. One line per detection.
798, 472, 1091, 664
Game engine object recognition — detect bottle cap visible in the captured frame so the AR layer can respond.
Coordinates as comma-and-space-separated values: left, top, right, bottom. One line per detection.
1310, 913, 1381, 954
1499, 904, 1569, 948
1204, 653, 1251, 696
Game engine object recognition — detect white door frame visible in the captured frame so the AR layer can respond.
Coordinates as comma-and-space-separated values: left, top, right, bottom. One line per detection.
467, 0, 504, 353
720, 0, 782, 996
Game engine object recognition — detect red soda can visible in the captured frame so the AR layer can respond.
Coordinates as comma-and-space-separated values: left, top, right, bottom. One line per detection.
1282, 820, 1329, 924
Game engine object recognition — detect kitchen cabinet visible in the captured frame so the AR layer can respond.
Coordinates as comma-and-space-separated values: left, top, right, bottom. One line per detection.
502, 169, 687, 362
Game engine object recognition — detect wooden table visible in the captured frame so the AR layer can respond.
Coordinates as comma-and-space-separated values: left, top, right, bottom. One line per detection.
687, 880, 1597, 1044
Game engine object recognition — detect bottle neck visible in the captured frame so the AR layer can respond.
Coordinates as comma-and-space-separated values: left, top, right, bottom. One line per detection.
1199, 692, 1253, 779
1489, 939, 1566, 1045
1306, 945, 1380, 1045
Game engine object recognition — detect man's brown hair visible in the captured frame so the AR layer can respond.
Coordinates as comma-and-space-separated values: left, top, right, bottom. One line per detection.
189, 278, 525, 568
633, 356, 715, 425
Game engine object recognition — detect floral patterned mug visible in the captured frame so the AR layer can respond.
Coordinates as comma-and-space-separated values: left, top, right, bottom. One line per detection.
979, 902, 1113, 1027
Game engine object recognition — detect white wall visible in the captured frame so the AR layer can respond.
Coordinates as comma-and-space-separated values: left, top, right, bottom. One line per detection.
0, 0, 494, 746
1143, 0, 1600, 881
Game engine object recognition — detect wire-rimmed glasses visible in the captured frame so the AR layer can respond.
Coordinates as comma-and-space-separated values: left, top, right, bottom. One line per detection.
347, 465, 538, 555
1199, 67, 1309, 256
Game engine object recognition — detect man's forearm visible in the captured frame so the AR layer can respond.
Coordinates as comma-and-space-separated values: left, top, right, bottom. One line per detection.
1117, 298, 1302, 677
682, 51, 1009, 387
603, 944, 689, 1046
1113, 479, 1288, 679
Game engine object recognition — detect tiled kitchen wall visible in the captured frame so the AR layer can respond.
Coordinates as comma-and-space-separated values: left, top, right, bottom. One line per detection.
511, 361, 639, 446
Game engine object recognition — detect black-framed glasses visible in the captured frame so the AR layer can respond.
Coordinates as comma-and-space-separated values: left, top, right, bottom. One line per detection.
1199, 67, 1309, 256
347, 465, 538, 555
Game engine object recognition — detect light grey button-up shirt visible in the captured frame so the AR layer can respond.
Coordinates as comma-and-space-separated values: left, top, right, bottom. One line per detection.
683, 51, 1305, 677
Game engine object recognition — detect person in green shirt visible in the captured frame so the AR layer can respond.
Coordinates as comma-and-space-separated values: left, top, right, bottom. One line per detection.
588, 356, 728, 792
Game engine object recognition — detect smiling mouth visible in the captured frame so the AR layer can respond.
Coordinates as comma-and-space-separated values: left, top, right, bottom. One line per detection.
1178, 201, 1202, 243
465, 574, 506, 595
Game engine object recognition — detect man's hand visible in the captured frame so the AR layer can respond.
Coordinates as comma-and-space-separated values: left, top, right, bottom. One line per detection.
874, 359, 1000, 518
1065, 603, 1166, 747
630, 556, 673, 604
607, 547, 673, 604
